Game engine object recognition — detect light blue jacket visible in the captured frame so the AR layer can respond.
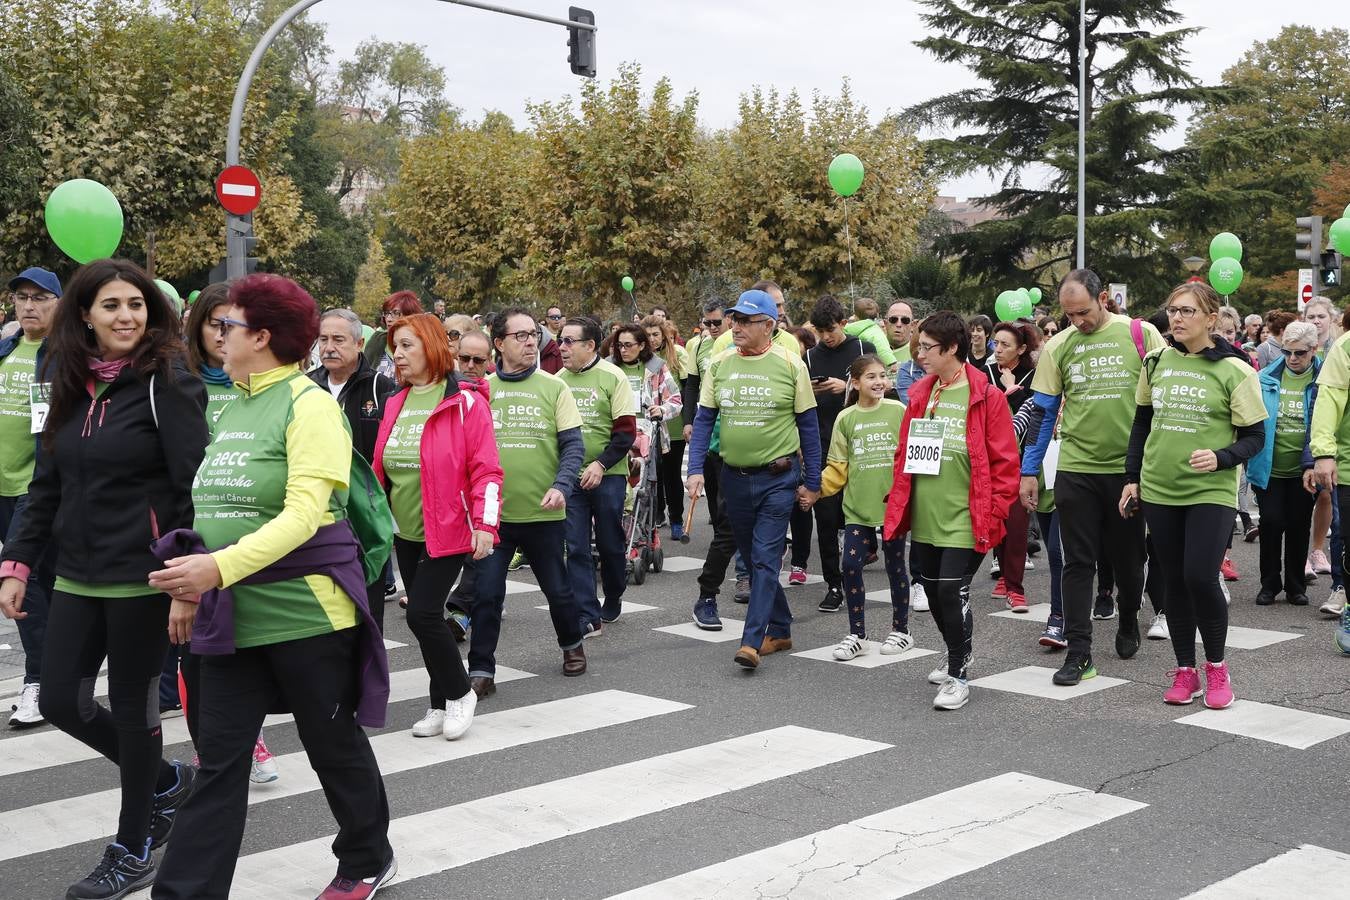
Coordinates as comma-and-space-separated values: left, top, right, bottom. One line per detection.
1248, 355, 1320, 490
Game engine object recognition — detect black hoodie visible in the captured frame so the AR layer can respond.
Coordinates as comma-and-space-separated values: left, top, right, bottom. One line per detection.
2, 360, 208, 584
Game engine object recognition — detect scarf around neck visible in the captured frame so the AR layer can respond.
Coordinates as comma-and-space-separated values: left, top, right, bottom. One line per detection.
87, 356, 132, 382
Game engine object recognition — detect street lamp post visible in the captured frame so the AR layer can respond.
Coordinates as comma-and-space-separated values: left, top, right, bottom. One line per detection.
1076, 0, 1086, 270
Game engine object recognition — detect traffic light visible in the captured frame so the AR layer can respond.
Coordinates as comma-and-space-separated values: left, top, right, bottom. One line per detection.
1322, 249, 1342, 287
567, 7, 595, 78
1297, 215, 1323, 264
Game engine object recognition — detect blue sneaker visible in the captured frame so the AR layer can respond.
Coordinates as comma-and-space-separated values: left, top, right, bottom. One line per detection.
67, 840, 155, 899
693, 597, 722, 631
1038, 615, 1067, 650
447, 610, 470, 641
1338, 603, 1350, 655
671, 522, 686, 543
149, 760, 196, 849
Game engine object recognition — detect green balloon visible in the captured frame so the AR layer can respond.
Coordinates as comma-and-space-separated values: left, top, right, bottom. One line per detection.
1343, 204, 1350, 220
827, 153, 865, 198
154, 279, 183, 314
1209, 257, 1244, 296
361, 324, 374, 343
1330, 217, 1350, 256
1028, 287, 1042, 304
45, 179, 124, 264
994, 290, 1032, 322
186, 289, 201, 305
621, 275, 634, 292
1209, 231, 1242, 263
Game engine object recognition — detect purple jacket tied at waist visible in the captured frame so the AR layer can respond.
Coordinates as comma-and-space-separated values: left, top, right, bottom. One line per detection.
150, 521, 390, 728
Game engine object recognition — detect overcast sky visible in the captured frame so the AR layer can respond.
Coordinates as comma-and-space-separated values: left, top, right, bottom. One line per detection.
307, 1, 1326, 200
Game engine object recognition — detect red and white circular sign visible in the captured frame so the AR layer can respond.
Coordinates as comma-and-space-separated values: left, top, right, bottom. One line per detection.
1301, 282, 1314, 304
215, 165, 262, 216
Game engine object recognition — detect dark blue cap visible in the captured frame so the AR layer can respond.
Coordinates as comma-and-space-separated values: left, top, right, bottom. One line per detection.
7, 267, 62, 298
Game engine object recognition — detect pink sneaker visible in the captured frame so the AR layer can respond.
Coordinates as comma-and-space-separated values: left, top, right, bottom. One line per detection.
250, 734, 279, 784
1163, 667, 1203, 705
788, 566, 808, 586
1311, 549, 1332, 575
991, 577, 1008, 600
1203, 661, 1234, 709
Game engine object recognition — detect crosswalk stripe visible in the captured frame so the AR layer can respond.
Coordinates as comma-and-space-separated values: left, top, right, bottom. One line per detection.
1181, 844, 1350, 898
0, 687, 681, 861
606, 771, 1145, 899
228, 725, 892, 898
1174, 698, 1350, 749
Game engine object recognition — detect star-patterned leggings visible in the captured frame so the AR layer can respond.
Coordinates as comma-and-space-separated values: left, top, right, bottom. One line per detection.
842, 525, 909, 639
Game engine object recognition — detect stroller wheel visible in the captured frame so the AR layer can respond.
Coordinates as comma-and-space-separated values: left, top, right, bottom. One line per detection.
652, 546, 664, 573
632, 558, 647, 585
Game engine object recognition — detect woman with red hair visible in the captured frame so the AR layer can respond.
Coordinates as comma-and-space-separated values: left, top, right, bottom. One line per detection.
364, 290, 423, 379
373, 313, 502, 739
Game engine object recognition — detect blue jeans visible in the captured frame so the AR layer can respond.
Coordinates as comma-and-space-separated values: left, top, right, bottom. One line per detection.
722, 459, 798, 649
566, 474, 627, 626
1331, 489, 1344, 591
468, 520, 583, 679
0, 493, 53, 684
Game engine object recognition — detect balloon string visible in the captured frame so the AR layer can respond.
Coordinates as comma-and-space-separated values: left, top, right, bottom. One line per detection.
843, 198, 855, 301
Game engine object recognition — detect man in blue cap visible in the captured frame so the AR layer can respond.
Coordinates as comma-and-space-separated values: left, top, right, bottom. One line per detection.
686, 288, 822, 669
0, 267, 61, 727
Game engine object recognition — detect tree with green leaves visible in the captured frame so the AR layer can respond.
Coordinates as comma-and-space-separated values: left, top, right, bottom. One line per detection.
909, 0, 1229, 306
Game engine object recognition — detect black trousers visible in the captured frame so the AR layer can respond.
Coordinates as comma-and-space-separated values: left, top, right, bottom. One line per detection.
153, 628, 391, 899
657, 439, 686, 526
1056, 471, 1146, 656
1143, 502, 1232, 668
1255, 476, 1316, 599
910, 543, 983, 679
696, 454, 739, 599
40, 590, 176, 850
395, 537, 472, 707
789, 492, 843, 588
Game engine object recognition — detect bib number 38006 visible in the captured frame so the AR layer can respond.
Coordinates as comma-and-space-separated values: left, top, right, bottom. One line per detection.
903, 419, 945, 476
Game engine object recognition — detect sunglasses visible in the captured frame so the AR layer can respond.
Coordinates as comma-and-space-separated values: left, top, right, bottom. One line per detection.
1281, 347, 1312, 358
701, 318, 723, 328
445, 330, 461, 340
729, 313, 770, 326
457, 354, 488, 366
559, 336, 591, 347
887, 315, 912, 325
546, 313, 564, 321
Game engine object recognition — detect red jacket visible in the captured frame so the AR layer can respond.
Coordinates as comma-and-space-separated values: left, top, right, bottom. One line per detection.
883, 363, 1019, 554
373, 377, 503, 558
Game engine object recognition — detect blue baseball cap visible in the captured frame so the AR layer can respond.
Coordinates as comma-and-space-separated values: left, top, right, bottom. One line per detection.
726, 289, 777, 321
7, 267, 62, 298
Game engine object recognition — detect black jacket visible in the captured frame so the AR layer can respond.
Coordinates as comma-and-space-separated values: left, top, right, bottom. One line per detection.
805, 336, 875, 449
309, 356, 396, 463
2, 360, 208, 584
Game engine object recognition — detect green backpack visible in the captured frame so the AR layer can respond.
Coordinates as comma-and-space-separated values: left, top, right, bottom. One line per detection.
346, 449, 394, 584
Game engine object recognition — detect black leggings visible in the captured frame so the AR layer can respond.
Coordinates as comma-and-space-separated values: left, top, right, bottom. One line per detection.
1142, 502, 1231, 668
394, 537, 472, 708
910, 543, 984, 679
40, 590, 178, 849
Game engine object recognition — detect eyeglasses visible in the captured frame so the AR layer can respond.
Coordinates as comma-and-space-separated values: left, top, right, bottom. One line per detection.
445, 330, 461, 340
886, 315, 912, 325
8, 291, 57, 305
546, 313, 564, 321
729, 313, 770, 326
505, 330, 537, 344
211, 316, 251, 337
701, 318, 723, 328
1281, 347, 1313, 358
458, 354, 488, 366
916, 341, 941, 354
616, 340, 639, 350
1165, 306, 1200, 319
559, 336, 591, 347
384, 311, 403, 320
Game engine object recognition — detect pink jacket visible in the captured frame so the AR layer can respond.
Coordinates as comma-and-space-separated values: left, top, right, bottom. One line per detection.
373, 378, 503, 558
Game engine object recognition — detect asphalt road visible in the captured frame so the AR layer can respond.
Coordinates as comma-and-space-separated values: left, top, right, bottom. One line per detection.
2, 517, 1348, 899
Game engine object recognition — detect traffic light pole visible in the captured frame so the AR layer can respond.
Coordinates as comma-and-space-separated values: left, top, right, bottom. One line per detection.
223, 0, 596, 279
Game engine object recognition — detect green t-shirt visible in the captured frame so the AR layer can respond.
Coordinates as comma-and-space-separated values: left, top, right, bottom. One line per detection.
488, 369, 583, 523
893, 342, 912, 365
205, 383, 243, 432
560, 358, 638, 477
910, 382, 974, 549
1272, 367, 1314, 478
827, 399, 905, 526
1315, 333, 1350, 484
1031, 314, 1163, 474
0, 338, 41, 496
1135, 347, 1266, 508
699, 344, 816, 468
619, 361, 646, 408
385, 383, 443, 540
193, 369, 356, 648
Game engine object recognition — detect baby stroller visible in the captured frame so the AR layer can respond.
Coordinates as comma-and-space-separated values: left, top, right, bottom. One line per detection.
623, 416, 665, 584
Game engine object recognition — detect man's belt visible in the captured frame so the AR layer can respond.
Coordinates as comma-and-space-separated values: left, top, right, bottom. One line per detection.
725, 456, 793, 477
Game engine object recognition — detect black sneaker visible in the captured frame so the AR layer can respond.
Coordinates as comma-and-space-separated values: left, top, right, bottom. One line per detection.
1052, 653, 1097, 686
1255, 590, 1277, 606
66, 841, 155, 900
1115, 612, 1140, 660
600, 597, 622, 623
149, 760, 196, 850
1092, 594, 1116, 620
817, 586, 844, 613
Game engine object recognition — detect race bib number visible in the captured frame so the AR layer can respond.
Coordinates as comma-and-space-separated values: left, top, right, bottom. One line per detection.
903, 419, 945, 475
29, 382, 50, 434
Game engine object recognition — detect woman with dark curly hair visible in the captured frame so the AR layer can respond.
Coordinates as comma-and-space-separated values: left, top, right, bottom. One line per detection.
0, 258, 208, 899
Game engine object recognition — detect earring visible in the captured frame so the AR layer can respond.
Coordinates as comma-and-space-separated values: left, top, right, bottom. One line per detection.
86, 323, 93, 330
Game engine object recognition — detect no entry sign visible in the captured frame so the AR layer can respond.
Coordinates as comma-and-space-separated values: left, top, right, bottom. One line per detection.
215, 166, 262, 216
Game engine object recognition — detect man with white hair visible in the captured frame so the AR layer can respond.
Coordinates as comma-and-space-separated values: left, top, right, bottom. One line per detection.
1243, 314, 1262, 348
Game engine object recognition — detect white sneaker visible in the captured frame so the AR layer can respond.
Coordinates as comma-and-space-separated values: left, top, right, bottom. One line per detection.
927, 665, 948, 685
1025, 559, 1035, 571
411, 708, 446, 737
831, 634, 868, 661
933, 677, 970, 710
878, 631, 915, 656
1146, 612, 1170, 641
442, 689, 477, 740
7, 683, 42, 729
1321, 585, 1346, 617
911, 583, 929, 612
